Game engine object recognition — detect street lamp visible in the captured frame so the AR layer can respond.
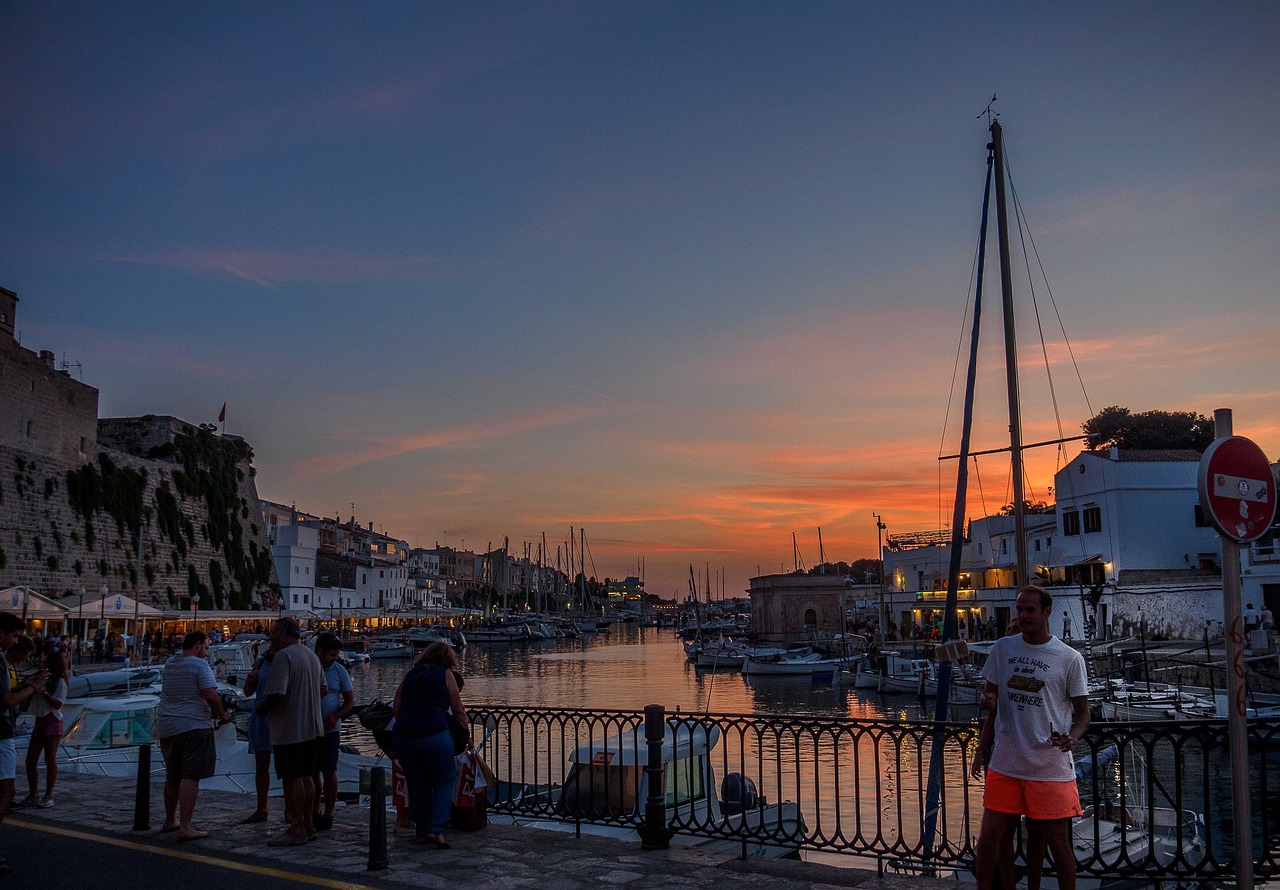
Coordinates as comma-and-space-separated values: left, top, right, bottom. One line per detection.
874, 513, 888, 639
77, 586, 85, 665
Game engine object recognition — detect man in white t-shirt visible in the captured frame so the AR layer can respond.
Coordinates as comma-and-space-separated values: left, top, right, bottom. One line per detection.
157, 631, 231, 841
258, 617, 324, 846
972, 586, 1090, 890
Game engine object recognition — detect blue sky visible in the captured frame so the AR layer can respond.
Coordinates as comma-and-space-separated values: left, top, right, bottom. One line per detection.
4, 2, 1278, 596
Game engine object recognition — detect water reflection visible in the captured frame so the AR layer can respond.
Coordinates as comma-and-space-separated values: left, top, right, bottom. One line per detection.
342, 624, 975, 744
332, 626, 1275, 873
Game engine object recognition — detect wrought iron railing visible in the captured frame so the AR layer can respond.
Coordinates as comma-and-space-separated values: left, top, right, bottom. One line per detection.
468, 703, 1280, 881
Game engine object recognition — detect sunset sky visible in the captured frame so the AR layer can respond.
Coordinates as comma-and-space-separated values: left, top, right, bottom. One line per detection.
3, 3, 1278, 598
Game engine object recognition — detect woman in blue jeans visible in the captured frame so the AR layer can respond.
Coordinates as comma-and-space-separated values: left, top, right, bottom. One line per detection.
392, 642, 470, 848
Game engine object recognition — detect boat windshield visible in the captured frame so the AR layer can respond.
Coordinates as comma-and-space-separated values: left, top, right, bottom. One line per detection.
557, 755, 707, 819
558, 763, 640, 819
665, 756, 705, 807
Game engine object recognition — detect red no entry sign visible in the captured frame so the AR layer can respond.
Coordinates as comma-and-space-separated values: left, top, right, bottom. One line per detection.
1198, 435, 1277, 543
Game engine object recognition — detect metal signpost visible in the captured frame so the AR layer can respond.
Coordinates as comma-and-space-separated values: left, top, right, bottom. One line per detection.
1197, 408, 1278, 889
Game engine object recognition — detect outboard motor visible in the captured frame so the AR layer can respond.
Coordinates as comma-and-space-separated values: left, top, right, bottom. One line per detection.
720, 773, 760, 815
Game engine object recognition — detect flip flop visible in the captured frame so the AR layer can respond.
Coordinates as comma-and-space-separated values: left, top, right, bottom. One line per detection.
239, 812, 268, 824
267, 832, 308, 847
177, 829, 209, 842
160, 824, 181, 833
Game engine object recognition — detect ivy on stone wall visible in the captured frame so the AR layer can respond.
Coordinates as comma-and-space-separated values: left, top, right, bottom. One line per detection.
168, 430, 259, 609
65, 453, 149, 551
154, 483, 186, 559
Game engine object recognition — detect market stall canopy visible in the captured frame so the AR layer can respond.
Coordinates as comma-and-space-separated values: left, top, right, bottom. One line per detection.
0, 587, 69, 621
64, 590, 165, 619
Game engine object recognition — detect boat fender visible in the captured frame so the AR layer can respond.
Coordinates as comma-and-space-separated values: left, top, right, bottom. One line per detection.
720, 773, 759, 815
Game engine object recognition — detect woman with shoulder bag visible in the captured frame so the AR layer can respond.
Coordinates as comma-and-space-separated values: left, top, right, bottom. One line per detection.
392, 642, 470, 849
21, 650, 69, 808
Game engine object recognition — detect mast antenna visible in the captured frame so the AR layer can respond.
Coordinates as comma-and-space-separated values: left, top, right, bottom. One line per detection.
978, 93, 999, 125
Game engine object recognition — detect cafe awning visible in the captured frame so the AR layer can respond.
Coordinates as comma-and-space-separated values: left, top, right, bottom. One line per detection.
0, 587, 69, 621
1050, 553, 1104, 568
64, 590, 165, 619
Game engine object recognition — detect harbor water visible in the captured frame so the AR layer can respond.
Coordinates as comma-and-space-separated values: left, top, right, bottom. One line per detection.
331, 623, 1274, 875
338, 624, 971, 751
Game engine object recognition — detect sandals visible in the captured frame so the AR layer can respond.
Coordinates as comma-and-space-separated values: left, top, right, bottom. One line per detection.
239, 812, 269, 824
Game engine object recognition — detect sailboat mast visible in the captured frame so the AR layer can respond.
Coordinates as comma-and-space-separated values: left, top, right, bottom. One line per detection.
990, 120, 1029, 586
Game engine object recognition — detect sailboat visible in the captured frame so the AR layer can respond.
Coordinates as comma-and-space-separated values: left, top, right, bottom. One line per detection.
919, 117, 1206, 881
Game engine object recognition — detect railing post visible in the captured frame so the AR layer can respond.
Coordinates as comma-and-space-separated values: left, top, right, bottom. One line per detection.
367, 765, 389, 871
638, 703, 673, 850
132, 743, 151, 831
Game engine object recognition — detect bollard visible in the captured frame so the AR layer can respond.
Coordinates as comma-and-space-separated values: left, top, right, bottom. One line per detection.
132, 743, 151, 831
367, 765, 389, 870
637, 703, 673, 850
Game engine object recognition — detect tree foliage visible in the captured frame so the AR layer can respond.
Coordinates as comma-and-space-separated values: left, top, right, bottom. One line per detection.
1082, 406, 1215, 452
999, 500, 1053, 515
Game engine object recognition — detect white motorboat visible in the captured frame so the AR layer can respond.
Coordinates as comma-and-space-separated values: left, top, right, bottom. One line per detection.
921, 663, 984, 704
742, 651, 852, 678
1071, 746, 1206, 881
406, 625, 467, 649
368, 640, 414, 659
469, 620, 535, 643
489, 718, 805, 858
66, 667, 160, 698
878, 658, 933, 695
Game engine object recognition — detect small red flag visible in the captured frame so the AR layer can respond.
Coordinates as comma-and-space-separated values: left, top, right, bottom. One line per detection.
218, 402, 226, 423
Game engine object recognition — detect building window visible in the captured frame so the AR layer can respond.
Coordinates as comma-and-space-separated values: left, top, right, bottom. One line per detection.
1035, 539, 1041, 553
1063, 511, 1081, 536
79, 436, 88, 454
293, 593, 299, 604
25, 419, 34, 437
978, 542, 983, 555
1083, 505, 1102, 534
1194, 504, 1209, 527
1002, 539, 1008, 554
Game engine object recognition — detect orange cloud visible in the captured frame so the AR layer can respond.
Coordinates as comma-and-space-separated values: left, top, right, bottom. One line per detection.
290, 402, 631, 480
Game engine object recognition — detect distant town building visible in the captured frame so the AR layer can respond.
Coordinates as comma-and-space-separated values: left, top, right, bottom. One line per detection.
748, 573, 877, 642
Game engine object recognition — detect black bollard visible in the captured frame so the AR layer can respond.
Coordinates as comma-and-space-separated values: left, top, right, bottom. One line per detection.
637, 703, 673, 850
132, 743, 151, 831
367, 766, 389, 871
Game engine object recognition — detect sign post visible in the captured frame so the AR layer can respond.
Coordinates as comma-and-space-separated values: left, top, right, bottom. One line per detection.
1197, 408, 1278, 888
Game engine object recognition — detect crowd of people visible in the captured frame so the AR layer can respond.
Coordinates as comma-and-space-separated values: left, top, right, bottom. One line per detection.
0, 610, 475, 873
160, 616, 474, 850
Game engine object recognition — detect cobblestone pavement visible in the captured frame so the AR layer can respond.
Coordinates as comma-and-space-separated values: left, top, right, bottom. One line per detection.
8, 772, 960, 890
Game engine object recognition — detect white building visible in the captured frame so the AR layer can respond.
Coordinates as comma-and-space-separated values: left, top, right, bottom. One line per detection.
272, 524, 318, 612
882, 448, 1280, 642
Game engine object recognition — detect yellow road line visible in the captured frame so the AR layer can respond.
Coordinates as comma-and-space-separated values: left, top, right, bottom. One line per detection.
11, 818, 384, 890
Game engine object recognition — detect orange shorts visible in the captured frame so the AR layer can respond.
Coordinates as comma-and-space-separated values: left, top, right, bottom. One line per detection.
983, 769, 1082, 821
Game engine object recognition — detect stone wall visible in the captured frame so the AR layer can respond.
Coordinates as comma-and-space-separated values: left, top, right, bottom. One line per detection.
0, 334, 99, 463
0, 432, 280, 612
1110, 584, 1223, 640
